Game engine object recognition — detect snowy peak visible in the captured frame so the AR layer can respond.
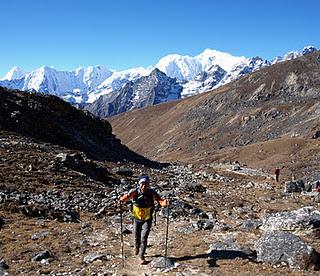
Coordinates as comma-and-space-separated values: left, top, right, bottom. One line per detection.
272, 45, 318, 64
1, 66, 27, 80
79, 65, 113, 90
302, 45, 317, 55
155, 54, 201, 81
154, 48, 251, 82
0, 45, 318, 109
196, 48, 247, 72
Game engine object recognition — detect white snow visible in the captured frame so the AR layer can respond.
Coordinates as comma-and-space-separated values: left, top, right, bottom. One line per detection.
1, 45, 317, 104
1, 66, 27, 80
196, 49, 247, 72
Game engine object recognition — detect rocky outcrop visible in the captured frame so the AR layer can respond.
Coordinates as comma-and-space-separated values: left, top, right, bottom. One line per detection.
255, 231, 319, 269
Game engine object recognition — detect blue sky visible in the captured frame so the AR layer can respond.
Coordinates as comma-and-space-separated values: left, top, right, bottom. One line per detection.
1, 0, 319, 77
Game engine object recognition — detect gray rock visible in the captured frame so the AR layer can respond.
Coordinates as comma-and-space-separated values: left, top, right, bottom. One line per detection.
179, 182, 206, 193
176, 224, 197, 234
261, 206, 320, 232
83, 253, 108, 263
255, 231, 319, 269
31, 231, 50, 240
0, 259, 9, 270
32, 250, 51, 262
151, 257, 175, 269
284, 180, 305, 193
232, 164, 241, 171
240, 219, 262, 230
112, 167, 133, 176
195, 219, 215, 230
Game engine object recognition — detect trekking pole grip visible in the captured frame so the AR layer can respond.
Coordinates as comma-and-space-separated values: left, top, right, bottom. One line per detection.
164, 202, 170, 259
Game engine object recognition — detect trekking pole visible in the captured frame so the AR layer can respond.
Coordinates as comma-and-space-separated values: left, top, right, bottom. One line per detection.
119, 201, 125, 268
154, 205, 158, 226
164, 202, 170, 259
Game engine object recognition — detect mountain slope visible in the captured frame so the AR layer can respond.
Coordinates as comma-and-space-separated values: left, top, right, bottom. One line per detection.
109, 51, 320, 180
0, 87, 158, 166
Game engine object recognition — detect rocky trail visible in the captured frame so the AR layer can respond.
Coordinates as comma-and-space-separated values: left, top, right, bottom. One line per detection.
2, 55, 320, 275
1, 132, 320, 275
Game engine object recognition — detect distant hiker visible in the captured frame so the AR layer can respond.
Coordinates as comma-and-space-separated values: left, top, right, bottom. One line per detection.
119, 174, 169, 265
315, 180, 320, 192
274, 168, 280, 182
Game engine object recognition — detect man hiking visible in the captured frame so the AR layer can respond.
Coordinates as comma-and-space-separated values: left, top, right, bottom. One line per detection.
274, 168, 280, 182
119, 174, 169, 265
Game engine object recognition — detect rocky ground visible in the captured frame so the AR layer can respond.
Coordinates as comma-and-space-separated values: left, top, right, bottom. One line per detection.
1, 131, 320, 275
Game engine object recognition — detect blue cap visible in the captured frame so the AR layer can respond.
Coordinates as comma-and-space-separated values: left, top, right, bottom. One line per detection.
139, 175, 149, 184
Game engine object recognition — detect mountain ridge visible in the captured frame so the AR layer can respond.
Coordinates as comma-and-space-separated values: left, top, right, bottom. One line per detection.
1, 46, 317, 108
109, 51, 320, 181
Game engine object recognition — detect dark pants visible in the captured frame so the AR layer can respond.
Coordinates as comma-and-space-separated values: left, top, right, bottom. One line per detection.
133, 218, 152, 258
275, 169, 280, 182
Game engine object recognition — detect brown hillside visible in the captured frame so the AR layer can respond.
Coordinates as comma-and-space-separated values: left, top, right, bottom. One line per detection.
0, 87, 159, 167
109, 51, 320, 181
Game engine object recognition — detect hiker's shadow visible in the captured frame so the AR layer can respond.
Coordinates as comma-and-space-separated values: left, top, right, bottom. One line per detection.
170, 249, 257, 267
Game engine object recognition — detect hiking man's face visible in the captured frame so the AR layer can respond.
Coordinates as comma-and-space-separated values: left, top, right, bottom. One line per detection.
140, 181, 149, 193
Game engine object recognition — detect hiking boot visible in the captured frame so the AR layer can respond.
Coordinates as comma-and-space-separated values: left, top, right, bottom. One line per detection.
140, 257, 148, 265
134, 247, 139, 255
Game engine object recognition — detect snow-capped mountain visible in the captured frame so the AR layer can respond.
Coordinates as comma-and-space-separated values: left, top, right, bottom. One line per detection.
0, 45, 317, 113
1, 66, 27, 81
271, 46, 317, 64
0, 65, 112, 104
85, 68, 182, 117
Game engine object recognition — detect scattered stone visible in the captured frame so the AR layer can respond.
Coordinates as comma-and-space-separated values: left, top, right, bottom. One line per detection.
21, 205, 80, 223
0, 259, 9, 270
32, 251, 51, 262
94, 206, 108, 219
31, 231, 50, 240
112, 167, 133, 177
284, 180, 305, 193
180, 182, 206, 193
240, 219, 262, 230
83, 253, 108, 263
232, 164, 241, 171
255, 231, 320, 269
261, 206, 320, 232
312, 130, 320, 139
151, 256, 175, 269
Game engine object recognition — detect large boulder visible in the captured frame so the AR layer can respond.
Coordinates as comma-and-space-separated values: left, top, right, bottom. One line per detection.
255, 231, 319, 269
284, 180, 305, 193
261, 206, 320, 232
